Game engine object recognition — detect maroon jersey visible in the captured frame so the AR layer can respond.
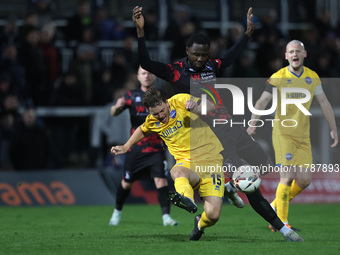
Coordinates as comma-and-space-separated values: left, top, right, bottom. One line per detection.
122, 88, 165, 153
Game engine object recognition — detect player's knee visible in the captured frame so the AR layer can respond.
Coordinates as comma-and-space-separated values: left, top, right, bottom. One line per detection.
171, 168, 187, 179
154, 177, 168, 188
205, 209, 221, 223
121, 180, 133, 189
280, 177, 294, 186
296, 178, 311, 189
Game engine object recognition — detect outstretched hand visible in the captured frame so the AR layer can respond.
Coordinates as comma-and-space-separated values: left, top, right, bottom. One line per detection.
132, 6, 144, 35
111, 145, 128, 155
330, 130, 339, 148
245, 7, 254, 37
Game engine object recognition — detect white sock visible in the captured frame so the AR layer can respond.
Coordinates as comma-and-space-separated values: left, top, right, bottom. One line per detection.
113, 209, 122, 215
279, 225, 291, 236
162, 214, 170, 220
225, 181, 236, 193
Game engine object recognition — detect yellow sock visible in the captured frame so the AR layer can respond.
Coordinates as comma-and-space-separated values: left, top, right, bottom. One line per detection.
198, 211, 215, 230
275, 183, 291, 223
289, 180, 303, 200
174, 177, 194, 201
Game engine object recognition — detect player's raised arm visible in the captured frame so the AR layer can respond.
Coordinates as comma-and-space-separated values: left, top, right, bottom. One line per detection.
219, 7, 254, 68
245, 7, 254, 37
111, 125, 146, 155
110, 97, 126, 116
132, 6, 144, 38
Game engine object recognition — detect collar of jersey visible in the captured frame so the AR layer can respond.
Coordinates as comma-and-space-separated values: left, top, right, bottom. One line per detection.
288, 66, 304, 78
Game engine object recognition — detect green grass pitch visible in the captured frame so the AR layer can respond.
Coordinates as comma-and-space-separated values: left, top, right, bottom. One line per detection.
1, 204, 340, 255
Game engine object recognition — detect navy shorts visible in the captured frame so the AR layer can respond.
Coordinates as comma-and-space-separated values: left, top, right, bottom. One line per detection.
123, 150, 167, 183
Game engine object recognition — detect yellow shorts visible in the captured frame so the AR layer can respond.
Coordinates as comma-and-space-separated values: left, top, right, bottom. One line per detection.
171, 155, 225, 198
272, 134, 312, 166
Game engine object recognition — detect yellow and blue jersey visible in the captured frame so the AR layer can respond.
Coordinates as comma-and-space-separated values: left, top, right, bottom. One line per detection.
269, 66, 321, 138
141, 94, 223, 162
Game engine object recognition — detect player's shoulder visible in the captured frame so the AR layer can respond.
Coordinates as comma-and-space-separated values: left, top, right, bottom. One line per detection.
303, 66, 319, 78
172, 57, 187, 69
271, 66, 288, 78
169, 93, 191, 103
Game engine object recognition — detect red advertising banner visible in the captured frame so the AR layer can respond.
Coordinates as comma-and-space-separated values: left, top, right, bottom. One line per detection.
0, 170, 115, 206
238, 172, 340, 204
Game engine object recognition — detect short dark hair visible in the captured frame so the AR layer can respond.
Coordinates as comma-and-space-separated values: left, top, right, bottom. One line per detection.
187, 33, 210, 48
143, 88, 167, 109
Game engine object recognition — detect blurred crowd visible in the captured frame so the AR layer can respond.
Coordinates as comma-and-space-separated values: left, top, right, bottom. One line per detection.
0, 0, 339, 170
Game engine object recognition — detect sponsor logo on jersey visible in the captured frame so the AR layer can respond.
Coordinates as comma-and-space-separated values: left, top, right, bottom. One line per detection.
305, 77, 312, 84
285, 153, 293, 161
125, 171, 131, 180
287, 79, 292, 84
135, 96, 142, 102
136, 105, 146, 113
170, 110, 176, 119
155, 122, 161, 127
161, 120, 183, 138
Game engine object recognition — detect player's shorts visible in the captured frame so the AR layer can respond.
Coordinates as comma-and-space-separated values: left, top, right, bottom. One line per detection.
171, 154, 225, 198
123, 150, 166, 183
272, 134, 312, 166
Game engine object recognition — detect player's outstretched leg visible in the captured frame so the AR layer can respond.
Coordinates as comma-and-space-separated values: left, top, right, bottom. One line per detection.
169, 191, 197, 213
224, 181, 244, 208
283, 229, 304, 242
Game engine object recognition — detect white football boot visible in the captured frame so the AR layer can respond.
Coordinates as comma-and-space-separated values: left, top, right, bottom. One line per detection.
109, 209, 122, 226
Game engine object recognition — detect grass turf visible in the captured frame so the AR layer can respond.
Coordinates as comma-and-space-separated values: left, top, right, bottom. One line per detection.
1, 204, 340, 255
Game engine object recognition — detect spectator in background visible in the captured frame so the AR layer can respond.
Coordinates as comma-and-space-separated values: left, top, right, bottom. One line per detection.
143, 8, 158, 41
0, 110, 16, 170
39, 21, 60, 104
0, 73, 14, 104
0, 16, 20, 50
170, 21, 196, 62
93, 7, 127, 41
50, 71, 85, 168
92, 69, 116, 106
163, 3, 191, 41
314, 9, 334, 39
9, 107, 50, 170
119, 36, 139, 72
19, 12, 39, 42
110, 51, 131, 92
18, 28, 46, 106
53, 71, 85, 106
231, 50, 260, 78
71, 27, 99, 105
64, 0, 93, 43
0, 45, 27, 103
302, 27, 321, 71
1, 94, 22, 127
32, 0, 56, 28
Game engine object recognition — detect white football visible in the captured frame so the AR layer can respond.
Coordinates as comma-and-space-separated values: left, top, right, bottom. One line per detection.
232, 166, 261, 194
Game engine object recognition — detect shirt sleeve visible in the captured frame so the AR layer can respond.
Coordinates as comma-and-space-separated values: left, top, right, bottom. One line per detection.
314, 84, 324, 95
219, 34, 249, 69
138, 37, 174, 82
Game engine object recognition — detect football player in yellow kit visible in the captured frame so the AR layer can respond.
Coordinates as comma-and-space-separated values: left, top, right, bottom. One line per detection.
248, 40, 338, 230
111, 88, 224, 241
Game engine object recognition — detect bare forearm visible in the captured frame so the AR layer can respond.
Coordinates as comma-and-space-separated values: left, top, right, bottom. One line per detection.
321, 101, 337, 132
124, 126, 145, 149
110, 105, 124, 116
